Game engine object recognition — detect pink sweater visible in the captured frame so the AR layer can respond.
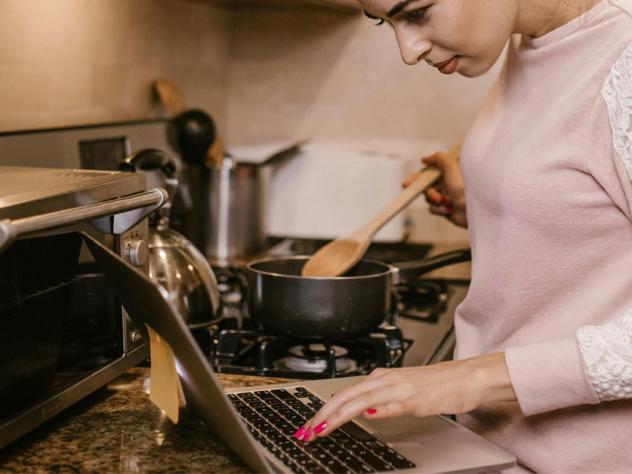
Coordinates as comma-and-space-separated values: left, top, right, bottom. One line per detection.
455, 1, 632, 472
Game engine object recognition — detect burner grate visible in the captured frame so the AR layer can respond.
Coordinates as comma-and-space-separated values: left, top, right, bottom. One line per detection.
208, 326, 412, 379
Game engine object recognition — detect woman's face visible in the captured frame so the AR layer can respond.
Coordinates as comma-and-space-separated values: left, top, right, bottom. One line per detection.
359, 0, 518, 77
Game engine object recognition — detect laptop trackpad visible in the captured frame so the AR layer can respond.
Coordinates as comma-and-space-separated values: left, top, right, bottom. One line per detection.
365, 415, 457, 438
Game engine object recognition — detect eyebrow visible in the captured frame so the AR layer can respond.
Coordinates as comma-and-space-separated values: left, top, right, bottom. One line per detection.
387, 0, 414, 17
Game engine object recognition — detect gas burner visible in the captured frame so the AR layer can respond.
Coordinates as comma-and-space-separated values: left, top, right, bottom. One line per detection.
278, 344, 357, 374
212, 266, 248, 319
207, 326, 411, 379
396, 280, 448, 323
288, 343, 348, 359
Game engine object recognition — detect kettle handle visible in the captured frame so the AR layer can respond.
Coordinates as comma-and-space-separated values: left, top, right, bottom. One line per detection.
120, 148, 177, 177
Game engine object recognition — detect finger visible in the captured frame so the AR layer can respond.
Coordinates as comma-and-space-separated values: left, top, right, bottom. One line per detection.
402, 170, 422, 188
313, 383, 416, 439
296, 376, 392, 441
425, 187, 444, 205
402, 166, 434, 188
420, 152, 443, 167
365, 399, 409, 419
366, 367, 389, 380
429, 204, 453, 216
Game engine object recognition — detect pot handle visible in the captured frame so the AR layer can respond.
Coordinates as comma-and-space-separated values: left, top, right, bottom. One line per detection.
394, 248, 471, 282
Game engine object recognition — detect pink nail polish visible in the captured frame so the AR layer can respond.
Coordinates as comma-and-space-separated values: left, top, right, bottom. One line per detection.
294, 426, 306, 439
366, 408, 377, 415
302, 428, 313, 442
314, 421, 327, 434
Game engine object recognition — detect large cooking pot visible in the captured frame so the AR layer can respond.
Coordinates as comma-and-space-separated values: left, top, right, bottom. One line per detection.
199, 156, 267, 266
246, 248, 470, 339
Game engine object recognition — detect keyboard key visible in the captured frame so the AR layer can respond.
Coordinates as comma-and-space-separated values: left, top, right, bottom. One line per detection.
271, 389, 294, 399
230, 386, 416, 473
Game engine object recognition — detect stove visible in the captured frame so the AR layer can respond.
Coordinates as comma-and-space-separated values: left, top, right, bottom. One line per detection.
201, 239, 468, 379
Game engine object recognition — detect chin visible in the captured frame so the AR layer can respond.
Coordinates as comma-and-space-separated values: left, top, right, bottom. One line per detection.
458, 58, 495, 78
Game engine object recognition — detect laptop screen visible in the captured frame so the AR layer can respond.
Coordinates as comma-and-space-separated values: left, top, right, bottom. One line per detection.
83, 233, 272, 474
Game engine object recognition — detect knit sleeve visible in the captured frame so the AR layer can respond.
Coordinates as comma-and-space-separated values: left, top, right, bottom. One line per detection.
574, 42, 632, 403
503, 42, 632, 417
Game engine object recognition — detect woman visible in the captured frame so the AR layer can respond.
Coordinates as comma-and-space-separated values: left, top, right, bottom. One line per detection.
297, 0, 632, 472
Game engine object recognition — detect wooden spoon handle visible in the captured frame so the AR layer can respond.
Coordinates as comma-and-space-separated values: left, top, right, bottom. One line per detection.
153, 79, 187, 116
354, 166, 441, 240
206, 133, 225, 168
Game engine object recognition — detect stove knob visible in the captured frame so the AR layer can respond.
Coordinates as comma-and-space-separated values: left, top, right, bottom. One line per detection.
124, 239, 149, 267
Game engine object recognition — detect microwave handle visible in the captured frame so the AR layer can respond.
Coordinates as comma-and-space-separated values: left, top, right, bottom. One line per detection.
0, 187, 168, 252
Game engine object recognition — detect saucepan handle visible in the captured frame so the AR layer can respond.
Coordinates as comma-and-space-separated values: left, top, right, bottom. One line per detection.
394, 248, 471, 282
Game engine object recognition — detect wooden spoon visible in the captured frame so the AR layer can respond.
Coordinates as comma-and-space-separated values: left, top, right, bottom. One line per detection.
153, 79, 187, 116
152, 78, 225, 168
301, 166, 442, 278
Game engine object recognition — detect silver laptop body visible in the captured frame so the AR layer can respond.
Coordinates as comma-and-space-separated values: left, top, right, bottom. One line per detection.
85, 233, 516, 474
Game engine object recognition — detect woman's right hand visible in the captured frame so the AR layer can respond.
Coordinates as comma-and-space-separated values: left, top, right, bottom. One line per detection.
404, 146, 468, 228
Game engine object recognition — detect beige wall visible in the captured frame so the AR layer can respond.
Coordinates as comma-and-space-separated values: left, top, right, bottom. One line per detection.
0, 1, 499, 242
0, 1, 498, 143
0, 0, 229, 132
222, 5, 499, 146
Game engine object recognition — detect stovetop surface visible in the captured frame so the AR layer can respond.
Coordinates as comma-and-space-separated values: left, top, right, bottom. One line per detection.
203, 238, 469, 379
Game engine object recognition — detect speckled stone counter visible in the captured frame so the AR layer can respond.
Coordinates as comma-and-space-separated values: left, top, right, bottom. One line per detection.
0, 368, 291, 473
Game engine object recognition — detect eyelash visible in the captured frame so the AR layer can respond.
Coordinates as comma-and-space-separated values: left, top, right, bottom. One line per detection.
367, 4, 429, 27
404, 7, 428, 23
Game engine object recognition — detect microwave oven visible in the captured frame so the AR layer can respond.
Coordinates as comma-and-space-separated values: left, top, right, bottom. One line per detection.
0, 166, 167, 448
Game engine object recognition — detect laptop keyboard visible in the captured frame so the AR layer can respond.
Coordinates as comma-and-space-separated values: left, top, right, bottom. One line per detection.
228, 386, 416, 473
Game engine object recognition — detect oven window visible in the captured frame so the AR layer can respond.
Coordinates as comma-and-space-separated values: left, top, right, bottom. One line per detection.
0, 233, 123, 419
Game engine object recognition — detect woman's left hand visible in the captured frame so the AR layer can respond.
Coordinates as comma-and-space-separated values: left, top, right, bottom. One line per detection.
294, 352, 517, 442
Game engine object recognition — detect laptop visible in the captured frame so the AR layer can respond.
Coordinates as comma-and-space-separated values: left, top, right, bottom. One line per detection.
84, 233, 516, 474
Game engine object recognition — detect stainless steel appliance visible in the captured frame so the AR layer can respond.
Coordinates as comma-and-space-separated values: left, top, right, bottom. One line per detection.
119, 148, 223, 351
180, 156, 267, 267
0, 166, 166, 448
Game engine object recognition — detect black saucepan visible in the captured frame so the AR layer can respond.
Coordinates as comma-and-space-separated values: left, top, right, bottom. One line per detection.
246, 248, 470, 339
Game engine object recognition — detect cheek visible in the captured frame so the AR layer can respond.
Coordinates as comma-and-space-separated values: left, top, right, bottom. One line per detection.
461, 28, 509, 74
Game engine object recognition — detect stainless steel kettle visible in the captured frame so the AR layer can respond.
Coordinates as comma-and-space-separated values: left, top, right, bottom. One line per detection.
120, 149, 222, 337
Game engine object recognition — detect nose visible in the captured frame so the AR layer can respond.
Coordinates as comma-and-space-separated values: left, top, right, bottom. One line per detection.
394, 27, 431, 65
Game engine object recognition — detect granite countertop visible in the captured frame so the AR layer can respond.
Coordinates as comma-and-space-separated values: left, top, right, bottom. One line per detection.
0, 368, 291, 473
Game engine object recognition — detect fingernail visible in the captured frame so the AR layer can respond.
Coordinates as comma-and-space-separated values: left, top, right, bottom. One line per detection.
302, 428, 313, 442
441, 196, 451, 204
432, 195, 442, 204
314, 421, 327, 434
445, 205, 454, 213
293, 426, 306, 439
366, 408, 377, 415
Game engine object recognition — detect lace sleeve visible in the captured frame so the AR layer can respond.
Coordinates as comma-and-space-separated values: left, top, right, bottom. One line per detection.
576, 309, 632, 401
601, 41, 632, 181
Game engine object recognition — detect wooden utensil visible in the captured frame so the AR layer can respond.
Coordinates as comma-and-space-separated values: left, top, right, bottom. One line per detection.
301, 166, 442, 278
153, 79, 187, 116
152, 78, 225, 168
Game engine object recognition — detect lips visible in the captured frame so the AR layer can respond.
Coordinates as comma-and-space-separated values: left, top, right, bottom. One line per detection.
434, 56, 459, 75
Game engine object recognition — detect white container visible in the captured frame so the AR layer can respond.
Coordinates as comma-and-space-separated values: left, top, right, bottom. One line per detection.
265, 142, 423, 242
